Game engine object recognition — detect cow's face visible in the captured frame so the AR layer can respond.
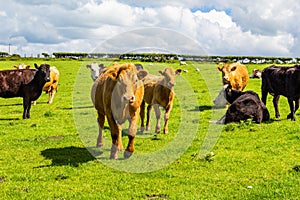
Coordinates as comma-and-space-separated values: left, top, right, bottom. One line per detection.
217, 63, 237, 85
213, 84, 229, 108
158, 68, 182, 88
87, 63, 101, 81
35, 63, 51, 82
114, 68, 148, 104
250, 69, 262, 78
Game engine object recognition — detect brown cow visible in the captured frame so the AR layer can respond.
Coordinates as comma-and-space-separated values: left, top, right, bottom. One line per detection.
140, 68, 182, 134
14, 65, 59, 105
91, 63, 148, 159
39, 66, 59, 104
214, 62, 249, 107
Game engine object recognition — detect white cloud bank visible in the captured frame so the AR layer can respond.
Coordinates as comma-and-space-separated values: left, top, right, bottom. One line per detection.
0, 0, 299, 57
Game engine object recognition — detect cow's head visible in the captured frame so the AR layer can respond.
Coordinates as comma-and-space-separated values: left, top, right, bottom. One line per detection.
250, 69, 262, 78
113, 64, 148, 104
87, 63, 104, 81
14, 63, 30, 69
158, 68, 182, 88
34, 63, 51, 82
217, 63, 237, 85
213, 84, 229, 108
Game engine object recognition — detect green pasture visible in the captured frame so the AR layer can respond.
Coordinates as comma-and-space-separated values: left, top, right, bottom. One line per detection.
0, 59, 299, 199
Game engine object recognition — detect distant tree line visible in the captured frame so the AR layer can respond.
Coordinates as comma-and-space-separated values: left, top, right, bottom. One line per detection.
1, 51, 300, 64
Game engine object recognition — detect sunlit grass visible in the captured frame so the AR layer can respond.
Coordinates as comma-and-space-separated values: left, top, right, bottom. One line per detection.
0, 59, 299, 199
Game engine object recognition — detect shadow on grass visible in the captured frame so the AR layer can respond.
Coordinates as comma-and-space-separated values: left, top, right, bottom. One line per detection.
38, 146, 96, 167
189, 105, 212, 112
0, 118, 20, 121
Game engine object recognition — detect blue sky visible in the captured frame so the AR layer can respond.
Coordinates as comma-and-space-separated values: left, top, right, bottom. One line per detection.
0, 0, 300, 57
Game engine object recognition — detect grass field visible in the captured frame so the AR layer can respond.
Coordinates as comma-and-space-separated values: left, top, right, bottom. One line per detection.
0, 59, 299, 199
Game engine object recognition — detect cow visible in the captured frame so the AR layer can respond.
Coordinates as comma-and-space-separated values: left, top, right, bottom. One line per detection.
39, 66, 59, 105
13, 63, 30, 69
250, 69, 262, 78
86, 62, 106, 81
0, 63, 50, 119
91, 63, 148, 159
261, 65, 300, 121
180, 61, 187, 65
218, 87, 270, 124
134, 63, 144, 71
140, 68, 182, 134
214, 62, 249, 107
14, 65, 60, 105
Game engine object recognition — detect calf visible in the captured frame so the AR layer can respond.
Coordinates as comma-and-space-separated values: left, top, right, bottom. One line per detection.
0, 63, 50, 119
219, 87, 269, 124
214, 62, 248, 107
91, 63, 148, 159
261, 65, 300, 121
86, 63, 105, 81
140, 68, 182, 134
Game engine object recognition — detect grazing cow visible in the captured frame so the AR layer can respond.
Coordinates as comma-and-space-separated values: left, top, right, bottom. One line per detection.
261, 65, 300, 121
91, 63, 148, 159
250, 69, 262, 78
140, 68, 182, 134
0, 63, 50, 119
218, 87, 269, 124
180, 61, 187, 65
86, 63, 106, 81
214, 62, 249, 107
14, 65, 60, 105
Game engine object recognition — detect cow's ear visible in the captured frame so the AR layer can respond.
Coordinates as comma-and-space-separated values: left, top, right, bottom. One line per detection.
137, 70, 148, 80
217, 66, 222, 71
26, 65, 30, 69
231, 66, 237, 71
86, 65, 91, 69
176, 69, 182, 75
34, 63, 39, 69
158, 70, 164, 75
13, 66, 18, 69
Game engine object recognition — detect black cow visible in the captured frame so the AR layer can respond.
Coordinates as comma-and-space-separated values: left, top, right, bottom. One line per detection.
0, 63, 50, 119
261, 65, 300, 121
219, 87, 270, 124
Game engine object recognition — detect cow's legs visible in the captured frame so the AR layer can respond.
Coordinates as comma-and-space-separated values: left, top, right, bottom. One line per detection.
124, 108, 139, 159
106, 115, 123, 159
140, 101, 145, 132
146, 104, 152, 131
261, 88, 268, 105
153, 104, 161, 133
287, 98, 296, 121
23, 97, 31, 119
48, 91, 56, 104
163, 104, 173, 134
96, 111, 105, 147
294, 99, 299, 113
273, 95, 280, 118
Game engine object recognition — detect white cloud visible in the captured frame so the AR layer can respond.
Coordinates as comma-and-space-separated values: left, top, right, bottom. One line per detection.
0, 0, 299, 57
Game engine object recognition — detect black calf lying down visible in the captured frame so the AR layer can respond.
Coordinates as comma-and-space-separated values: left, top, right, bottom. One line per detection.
219, 88, 270, 124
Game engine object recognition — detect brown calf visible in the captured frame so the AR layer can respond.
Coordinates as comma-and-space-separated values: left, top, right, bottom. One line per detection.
91, 63, 148, 159
140, 68, 182, 134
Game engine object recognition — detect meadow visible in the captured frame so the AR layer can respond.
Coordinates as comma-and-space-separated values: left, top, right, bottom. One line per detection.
0, 58, 299, 199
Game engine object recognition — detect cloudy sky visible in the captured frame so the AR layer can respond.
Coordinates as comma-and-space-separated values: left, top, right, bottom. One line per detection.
0, 0, 300, 57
